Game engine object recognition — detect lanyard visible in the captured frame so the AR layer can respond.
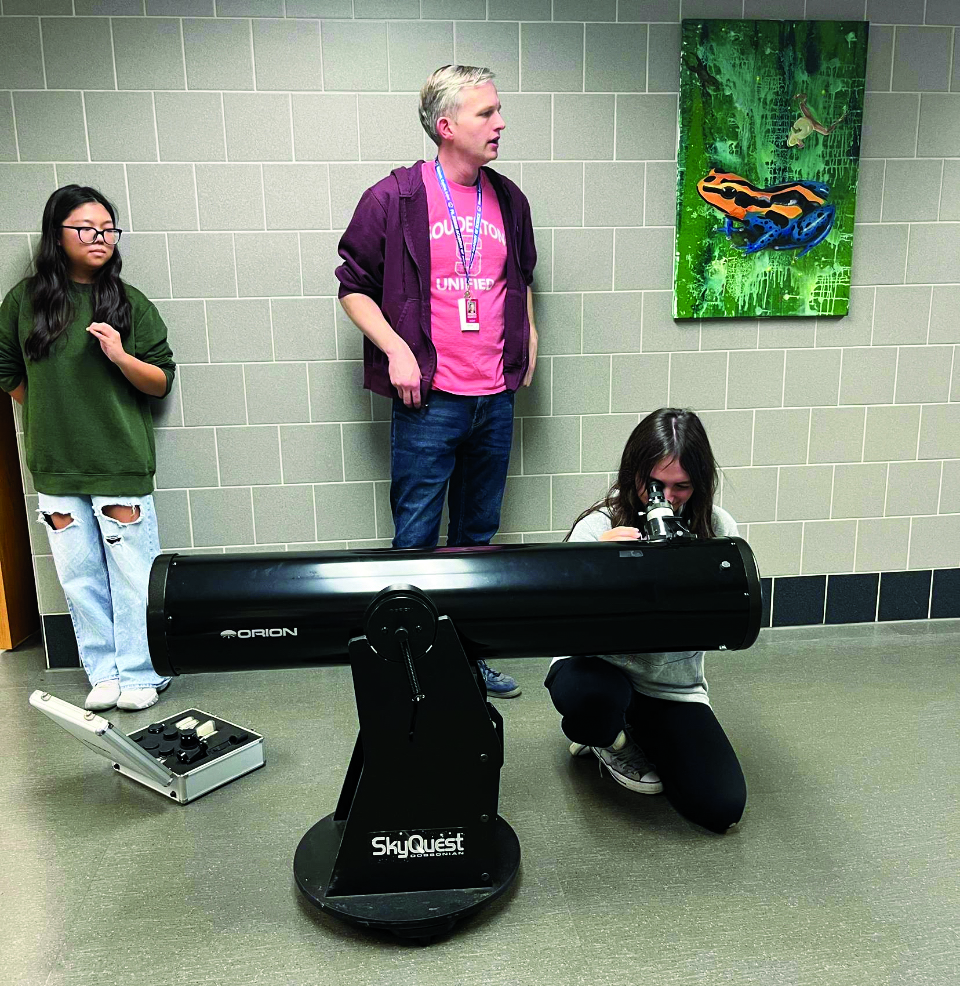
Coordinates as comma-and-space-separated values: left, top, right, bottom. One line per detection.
434, 159, 482, 299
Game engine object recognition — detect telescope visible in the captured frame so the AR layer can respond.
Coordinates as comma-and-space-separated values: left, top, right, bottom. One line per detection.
644, 479, 694, 541
147, 513, 761, 941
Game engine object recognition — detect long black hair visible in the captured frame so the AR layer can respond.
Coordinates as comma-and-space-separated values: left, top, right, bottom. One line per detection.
25, 184, 130, 361
566, 407, 720, 540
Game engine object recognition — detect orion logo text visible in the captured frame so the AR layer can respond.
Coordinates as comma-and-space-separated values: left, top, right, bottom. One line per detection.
371, 832, 466, 859
220, 628, 298, 638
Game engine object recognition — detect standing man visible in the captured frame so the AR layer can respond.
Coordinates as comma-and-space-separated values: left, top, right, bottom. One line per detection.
336, 65, 538, 698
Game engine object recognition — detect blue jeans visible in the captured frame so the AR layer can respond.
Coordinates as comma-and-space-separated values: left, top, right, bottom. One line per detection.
37, 493, 169, 691
391, 390, 515, 549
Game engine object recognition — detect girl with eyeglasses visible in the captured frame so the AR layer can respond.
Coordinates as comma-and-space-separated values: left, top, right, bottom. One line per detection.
0, 185, 177, 712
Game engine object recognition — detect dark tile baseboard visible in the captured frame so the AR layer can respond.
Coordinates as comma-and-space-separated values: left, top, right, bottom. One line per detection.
878, 571, 932, 622
764, 567, 959, 629
827, 573, 880, 625
931, 569, 960, 619
771, 575, 826, 628
41, 566, 960, 667
43, 614, 80, 669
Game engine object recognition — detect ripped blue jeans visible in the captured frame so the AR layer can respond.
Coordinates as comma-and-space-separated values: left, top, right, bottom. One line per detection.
37, 493, 169, 691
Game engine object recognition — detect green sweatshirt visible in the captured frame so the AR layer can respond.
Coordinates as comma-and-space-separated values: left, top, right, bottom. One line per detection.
0, 278, 176, 496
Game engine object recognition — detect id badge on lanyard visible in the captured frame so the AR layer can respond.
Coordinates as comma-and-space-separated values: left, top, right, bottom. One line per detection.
435, 159, 482, 332
458, 295, 480, 332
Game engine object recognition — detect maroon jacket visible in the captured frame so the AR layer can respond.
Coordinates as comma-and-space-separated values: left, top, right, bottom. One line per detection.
335, 162, 537, 400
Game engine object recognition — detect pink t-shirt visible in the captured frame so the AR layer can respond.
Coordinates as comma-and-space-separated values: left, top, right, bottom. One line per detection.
422, 161, 508, 395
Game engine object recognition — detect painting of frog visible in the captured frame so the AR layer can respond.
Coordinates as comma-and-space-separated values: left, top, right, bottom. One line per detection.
696, 170, 836, 258
675, 19, 868, 318
787, 93, 848, 149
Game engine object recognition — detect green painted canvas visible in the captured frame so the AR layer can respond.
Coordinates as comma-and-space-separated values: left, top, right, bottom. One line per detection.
675, 19, 869, 319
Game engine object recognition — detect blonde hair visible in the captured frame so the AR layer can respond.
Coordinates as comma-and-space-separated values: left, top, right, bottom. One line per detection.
419, 64, 496, 146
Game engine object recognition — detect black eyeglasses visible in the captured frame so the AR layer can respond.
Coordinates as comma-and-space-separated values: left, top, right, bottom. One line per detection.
61, 225, 123, 245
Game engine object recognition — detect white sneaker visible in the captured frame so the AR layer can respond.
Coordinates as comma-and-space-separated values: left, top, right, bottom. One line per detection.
570, 730, 663, 795
569, 727, 630, 758
84, 680, 120, 711
117, 688, 159, 711
117, 680, 169, 711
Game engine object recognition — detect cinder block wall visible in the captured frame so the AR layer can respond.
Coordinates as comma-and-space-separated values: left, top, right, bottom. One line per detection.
0, 0, 958, 660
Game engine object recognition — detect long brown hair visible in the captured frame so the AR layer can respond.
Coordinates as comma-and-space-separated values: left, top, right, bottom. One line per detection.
566, 407, 719, 540
26, 185, 130, 361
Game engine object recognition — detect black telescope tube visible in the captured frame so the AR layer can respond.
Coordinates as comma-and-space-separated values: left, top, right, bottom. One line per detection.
148, 538, 762, 677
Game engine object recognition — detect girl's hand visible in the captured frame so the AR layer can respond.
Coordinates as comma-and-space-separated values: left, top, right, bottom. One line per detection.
599, 526, 641, 542
86, 322, 126, 364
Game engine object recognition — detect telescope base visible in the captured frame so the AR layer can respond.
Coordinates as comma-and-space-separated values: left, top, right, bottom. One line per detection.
294, 813, 521, 942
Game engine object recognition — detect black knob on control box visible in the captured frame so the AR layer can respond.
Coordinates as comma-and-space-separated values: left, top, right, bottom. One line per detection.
147, 722, 165, 734
177, 745, 206, 764
178, 728, 199, 748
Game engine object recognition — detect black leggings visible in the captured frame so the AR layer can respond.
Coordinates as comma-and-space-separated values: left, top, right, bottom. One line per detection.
545, 657, 746, 833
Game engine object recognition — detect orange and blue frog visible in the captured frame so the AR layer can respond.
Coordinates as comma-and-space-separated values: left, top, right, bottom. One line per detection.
696, 169, 835, 258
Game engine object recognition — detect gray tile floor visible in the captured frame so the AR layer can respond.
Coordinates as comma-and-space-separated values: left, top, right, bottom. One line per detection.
2, 621, 959, 986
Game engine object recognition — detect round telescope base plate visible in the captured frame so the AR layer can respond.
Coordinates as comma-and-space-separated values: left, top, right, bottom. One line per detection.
294, 813, 521, 942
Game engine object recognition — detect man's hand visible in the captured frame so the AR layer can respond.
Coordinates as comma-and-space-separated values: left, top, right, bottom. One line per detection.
389, 343, 422, 408
340, 293, 424, 407
86, 322, 125, 364
522, 286, 537, 387
599, 526, 641, 542
522, 324, 538, 388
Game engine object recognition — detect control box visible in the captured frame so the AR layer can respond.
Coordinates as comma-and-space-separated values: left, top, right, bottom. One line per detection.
29, 691, 265, 803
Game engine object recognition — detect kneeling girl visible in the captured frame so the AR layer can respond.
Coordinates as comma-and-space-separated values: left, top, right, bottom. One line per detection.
545, 407, 746, 833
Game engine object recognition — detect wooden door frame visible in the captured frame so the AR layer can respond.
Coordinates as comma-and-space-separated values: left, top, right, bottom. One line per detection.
0, 394, 39, 650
